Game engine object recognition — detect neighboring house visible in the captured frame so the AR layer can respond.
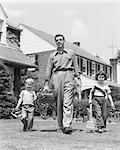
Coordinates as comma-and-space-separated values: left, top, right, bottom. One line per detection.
18, 23, 120, 98
0, 4, 36, 95
110, 58, 120, 84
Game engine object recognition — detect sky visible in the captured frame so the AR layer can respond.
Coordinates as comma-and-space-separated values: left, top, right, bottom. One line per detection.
1, 0, 120, 64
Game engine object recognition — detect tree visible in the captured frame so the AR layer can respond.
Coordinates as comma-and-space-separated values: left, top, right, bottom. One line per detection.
0, 62, 17, 119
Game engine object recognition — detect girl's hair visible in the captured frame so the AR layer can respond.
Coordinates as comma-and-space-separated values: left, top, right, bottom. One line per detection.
95, 71, 107, 80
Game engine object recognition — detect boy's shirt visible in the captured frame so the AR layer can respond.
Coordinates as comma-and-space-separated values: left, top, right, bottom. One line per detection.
19, 90, 37, 105
92, 82, 111, 97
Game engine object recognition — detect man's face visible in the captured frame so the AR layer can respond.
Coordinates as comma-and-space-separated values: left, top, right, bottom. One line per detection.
55, 36, 64, 48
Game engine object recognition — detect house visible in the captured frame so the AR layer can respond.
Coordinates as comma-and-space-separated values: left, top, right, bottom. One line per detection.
0, 4, 36, 96
18, 23, 119, 99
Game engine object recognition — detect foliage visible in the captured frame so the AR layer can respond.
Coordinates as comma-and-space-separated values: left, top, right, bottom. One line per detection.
20, 69, 41, 92
34, 90, 57, 119
0, 62, 17, 119
110, 86, 120, 102
116, 49, 120, 60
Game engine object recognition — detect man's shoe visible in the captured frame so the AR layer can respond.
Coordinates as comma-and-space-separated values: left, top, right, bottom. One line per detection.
23, 127, 27, 132
62, 127, 72, 134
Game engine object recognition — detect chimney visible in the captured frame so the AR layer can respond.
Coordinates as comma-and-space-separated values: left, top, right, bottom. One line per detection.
73, 42, 80, 47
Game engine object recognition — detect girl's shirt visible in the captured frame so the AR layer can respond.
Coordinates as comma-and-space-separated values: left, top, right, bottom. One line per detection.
19, 90, 37, 105
92, 82, 111, 97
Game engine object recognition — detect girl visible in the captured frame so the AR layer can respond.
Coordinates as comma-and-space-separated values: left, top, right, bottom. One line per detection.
89, 71, 115, 133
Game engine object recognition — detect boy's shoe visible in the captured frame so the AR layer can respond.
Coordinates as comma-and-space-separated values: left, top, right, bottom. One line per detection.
97, 128, 103, 133
21, 118, 28, 132
62, 127, 72, 134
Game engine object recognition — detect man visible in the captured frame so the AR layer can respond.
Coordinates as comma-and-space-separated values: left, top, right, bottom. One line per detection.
43, 34, 81, 134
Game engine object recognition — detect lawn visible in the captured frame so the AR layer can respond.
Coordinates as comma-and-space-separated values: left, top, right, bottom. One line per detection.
0, 117, 120, 150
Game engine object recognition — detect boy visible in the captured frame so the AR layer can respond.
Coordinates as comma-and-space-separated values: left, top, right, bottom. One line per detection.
15, 78, 37, 131
89, 71, 115, 133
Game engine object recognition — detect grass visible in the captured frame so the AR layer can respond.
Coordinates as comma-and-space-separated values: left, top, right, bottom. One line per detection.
0, 117, 120, 150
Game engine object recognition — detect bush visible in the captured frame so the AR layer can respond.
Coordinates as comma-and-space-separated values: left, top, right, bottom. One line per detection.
34, 90, 56, 117
0, 62, 17, 119
110, 86, 120, 102
73, 98, 89, 120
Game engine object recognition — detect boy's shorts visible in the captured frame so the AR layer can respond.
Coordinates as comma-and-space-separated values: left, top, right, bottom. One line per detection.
21, 104, 35, 119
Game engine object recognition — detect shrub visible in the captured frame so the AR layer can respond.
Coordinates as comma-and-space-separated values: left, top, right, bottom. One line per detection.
110, 86, 120, 102
0, 62, 17, 119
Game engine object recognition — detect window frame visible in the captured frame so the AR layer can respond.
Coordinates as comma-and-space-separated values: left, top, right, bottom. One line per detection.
91, 61, 96, 76
82, 58, 87, 74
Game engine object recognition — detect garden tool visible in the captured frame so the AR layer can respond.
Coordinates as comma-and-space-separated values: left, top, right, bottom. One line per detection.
86, 102, 95, 131
11, 108, 22, 118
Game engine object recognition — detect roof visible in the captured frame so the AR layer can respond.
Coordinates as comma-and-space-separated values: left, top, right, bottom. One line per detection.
19, 23, 110, 66
0, 45, 36, 68
0, 4, 8, 18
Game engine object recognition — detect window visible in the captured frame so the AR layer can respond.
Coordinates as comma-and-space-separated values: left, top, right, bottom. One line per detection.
28, 55, 36, 64
35, 54, 38, 65
82, 58, 87, 74
77, 57, 80, 66
100, 64, 103, 71
0, 19, 3, 42
77, 56, 82, 71
0, 19, 3, 31
0, 32, 2, 41
91, 62, 95, 75
27, 54, 38, 65
103, 65, 107, 74
98, 64, 100, 71
107, 67, 111, 80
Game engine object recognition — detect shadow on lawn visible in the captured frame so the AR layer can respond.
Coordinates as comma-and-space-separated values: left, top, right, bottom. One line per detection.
39, 128, 83, 133
29, 129, 38, 132
19, 129, 38, 132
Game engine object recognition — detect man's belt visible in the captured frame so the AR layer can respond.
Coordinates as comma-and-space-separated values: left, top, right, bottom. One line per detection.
94, 95, 105, 97
54, 68, 74, 72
